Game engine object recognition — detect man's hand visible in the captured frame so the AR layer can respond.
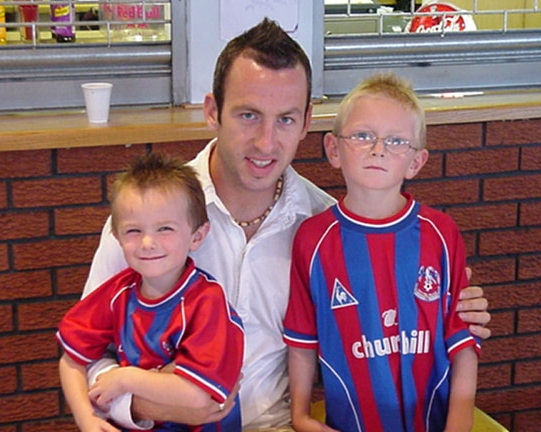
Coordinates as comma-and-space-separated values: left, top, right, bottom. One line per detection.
457, 267, 491, 340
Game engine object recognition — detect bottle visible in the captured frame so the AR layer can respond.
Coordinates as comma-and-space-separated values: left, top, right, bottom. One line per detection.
51, 2, 75, 42
0, 1, 6, 44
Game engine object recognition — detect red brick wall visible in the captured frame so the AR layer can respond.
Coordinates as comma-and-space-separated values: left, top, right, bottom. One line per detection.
1, 120, 540, 431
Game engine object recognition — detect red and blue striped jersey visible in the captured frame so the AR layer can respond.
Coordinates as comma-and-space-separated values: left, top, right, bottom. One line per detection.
57, 257, 244, 432
283, 194, 480, 432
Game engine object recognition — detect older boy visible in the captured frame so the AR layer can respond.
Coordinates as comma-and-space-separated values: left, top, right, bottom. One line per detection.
284, 74, 479, 432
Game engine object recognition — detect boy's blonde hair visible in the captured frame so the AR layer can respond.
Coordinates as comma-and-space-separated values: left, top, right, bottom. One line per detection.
333, 73, 426, 149
110, 153, 208, 234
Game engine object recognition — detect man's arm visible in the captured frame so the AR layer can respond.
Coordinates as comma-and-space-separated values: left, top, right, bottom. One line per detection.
89, 366, 211, 412
130, 377, 239, 425
457, 268, 491, 340
444, 347, 478, 432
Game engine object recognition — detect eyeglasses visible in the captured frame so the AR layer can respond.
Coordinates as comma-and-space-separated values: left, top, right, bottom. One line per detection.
335, 131, 418, 155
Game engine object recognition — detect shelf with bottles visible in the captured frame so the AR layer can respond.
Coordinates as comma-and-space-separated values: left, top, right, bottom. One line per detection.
0, 0, 171, 45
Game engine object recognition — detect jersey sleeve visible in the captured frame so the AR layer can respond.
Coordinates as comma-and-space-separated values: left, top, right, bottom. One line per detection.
443, 219, 482, 360
283, 222, 319, 350
56, 273, 121, 365
173, 278, 244, 403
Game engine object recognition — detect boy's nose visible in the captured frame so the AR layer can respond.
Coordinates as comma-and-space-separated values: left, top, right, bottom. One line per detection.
369, 137, 386, 157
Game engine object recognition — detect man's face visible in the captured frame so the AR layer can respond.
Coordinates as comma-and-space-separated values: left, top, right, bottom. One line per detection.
204, 55, 312, 195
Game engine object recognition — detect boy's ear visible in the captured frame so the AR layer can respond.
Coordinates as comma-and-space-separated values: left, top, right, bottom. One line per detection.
203, 93, 219, 130
324, 132, 341, 169
190, 221, 210, 251
405, 149, 429, 180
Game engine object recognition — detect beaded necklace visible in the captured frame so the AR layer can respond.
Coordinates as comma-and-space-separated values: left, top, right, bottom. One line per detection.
234, 176, 283, 228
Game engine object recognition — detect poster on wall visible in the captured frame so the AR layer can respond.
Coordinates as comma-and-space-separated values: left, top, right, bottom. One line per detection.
220, 0, 299, 40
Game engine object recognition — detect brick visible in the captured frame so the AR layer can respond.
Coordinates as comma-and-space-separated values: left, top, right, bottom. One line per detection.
426, 123, 483, 150
21, 361, 60, 391
0, 150, 51, 178
481, 334, 541, 363
57, 144, 146, 174
446, 147, 518, 176
520, 201, 541, 226
297, 132, 325, 160
484, 173, 541, 201
514, 409, 541, 432
1, 391, 59, 422
56, 266, 92, 295
0, 366, 17, 394
416, 152, 443, 179
447, 203, 517, 231
54, 206, 110, 235
515, 359, 541, 385
293, 161, 344, 188
517, 308, 541, 333
0, 305, 13, 332
12, 177, 103, 208
521, 145, 541, 171
486, 281, 541, 309
462, 232, 476, 257
0, 425, 16, 432
0, 332, 58, 364
467, 258, 516, 285
487, 310, 515, 337
476, 386, 541, 413
13, 236, 99, 270
0, 243, 8, 271
480, 228, 541, 256
18, 299, 76, 331
152, 140, 207, 161
486, 118, 541, 146
0, 211, 49, 240
477, 363, 511, 390
0, 181, 6, 209
0, 270, 52, 300
519, 254, 541, 280
22, 419, 79, 432
404, 179, 478, 207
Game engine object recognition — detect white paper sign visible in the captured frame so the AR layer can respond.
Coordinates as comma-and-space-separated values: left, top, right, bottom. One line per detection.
220, 0, 299, 40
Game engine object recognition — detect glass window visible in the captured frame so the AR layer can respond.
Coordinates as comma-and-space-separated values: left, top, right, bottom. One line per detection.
323, 0, 541, 96
0, 0, 173, 111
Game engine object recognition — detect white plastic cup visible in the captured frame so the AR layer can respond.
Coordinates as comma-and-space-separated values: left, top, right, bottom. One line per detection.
81, 82, 113, 124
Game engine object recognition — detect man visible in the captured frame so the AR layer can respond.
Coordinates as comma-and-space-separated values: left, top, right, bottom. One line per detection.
83, 18, 491, 431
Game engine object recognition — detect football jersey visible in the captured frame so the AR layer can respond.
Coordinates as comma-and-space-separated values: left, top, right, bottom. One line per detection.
283, 194, 480, 432
58, 257, 244, 432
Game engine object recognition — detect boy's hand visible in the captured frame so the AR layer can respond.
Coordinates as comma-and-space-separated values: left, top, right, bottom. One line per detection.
88, 367, 134, 410
457, 267, 491, 339
79, 412, 120, 432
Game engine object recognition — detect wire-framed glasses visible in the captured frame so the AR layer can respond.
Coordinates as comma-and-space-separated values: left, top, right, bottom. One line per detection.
335, 131, 418, 155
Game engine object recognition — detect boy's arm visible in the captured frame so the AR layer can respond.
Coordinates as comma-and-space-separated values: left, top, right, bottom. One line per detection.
89, 366, 211, 411
59, 353, 120, 432
445, 347, 478, 432
288, 346, 338, 432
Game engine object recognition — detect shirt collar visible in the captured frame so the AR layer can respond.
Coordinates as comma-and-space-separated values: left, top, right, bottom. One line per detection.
189, 138, 315, 221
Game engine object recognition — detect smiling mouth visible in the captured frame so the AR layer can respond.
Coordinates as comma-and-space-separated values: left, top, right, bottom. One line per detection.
248, 158, 273, 168
139, 256, 165, 261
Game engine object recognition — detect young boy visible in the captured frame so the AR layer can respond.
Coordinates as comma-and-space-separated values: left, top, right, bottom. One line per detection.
57, 153, 244, 432
283, 74, 480, 432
